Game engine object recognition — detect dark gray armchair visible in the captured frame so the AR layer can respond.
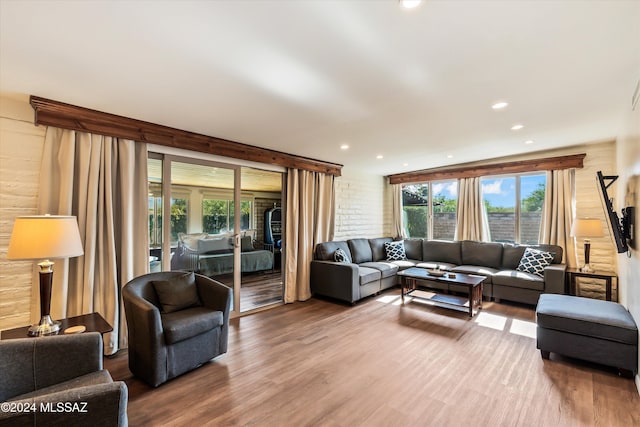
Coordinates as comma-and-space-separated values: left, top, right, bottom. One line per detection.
0, 332, 128, 427
123, 271, 232, 387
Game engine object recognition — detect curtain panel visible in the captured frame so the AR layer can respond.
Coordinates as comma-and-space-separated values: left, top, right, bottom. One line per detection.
38, 127, 149, 355
454, 177, 490, 241
391, 184, 405, 238
539, 169, 577, 267
284, 169, 335, 303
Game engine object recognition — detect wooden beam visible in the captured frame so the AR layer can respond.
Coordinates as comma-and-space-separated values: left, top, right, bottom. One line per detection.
30, 96, 342, 176
388, 153, 586, 184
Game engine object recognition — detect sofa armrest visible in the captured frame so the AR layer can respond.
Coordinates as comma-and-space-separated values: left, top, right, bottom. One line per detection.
0, 381, 128, 427
310, 260, 360, 303
544, 263, 567, 294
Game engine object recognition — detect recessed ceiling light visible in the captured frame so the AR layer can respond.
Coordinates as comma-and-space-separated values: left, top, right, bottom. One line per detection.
447, 154, 454, 159
340, 144, 349, 150
525, 140, 534, 145
492, 101, 508, 110
403, 163, 409, 167
376, 155, 383, 159
399, 0, 421, 9
511, 124, 524, 131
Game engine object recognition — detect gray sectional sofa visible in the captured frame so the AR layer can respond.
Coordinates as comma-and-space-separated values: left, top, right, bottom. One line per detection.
310, 237, 566, 305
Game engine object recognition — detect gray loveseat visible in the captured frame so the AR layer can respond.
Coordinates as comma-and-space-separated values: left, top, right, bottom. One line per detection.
310, 237, 565, 305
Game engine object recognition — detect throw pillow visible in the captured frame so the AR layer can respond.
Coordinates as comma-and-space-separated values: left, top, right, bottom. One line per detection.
516, 247, 555, 277
385, 240, 407, 261
334, 248, 351, 263
153, 271, 201, 313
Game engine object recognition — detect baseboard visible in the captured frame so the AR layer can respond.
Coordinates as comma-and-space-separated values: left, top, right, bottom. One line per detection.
636, 373, 640, 397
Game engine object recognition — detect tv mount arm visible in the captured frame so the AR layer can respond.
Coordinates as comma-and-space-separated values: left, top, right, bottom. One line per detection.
596, 171, 635, 253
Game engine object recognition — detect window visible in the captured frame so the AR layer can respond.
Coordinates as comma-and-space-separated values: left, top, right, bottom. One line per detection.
481, 173, 546, 244
148, 183, 163, 248
202, 198, 252, 234
170, 194, 188, 242
402, 180, 457, 240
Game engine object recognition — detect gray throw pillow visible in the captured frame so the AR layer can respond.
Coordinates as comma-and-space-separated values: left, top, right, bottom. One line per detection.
153, 271, 201, 313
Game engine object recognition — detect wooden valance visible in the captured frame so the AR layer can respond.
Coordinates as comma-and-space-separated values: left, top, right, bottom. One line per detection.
388, 153, 586, 185
30, 96, 342, 176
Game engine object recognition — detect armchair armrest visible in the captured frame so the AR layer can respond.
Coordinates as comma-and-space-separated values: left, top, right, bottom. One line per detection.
196, 275, 232, 354
544, 263, 567, 294
310, 260, 360, 303
0, 381, 128, 427
122, 287, 167, 386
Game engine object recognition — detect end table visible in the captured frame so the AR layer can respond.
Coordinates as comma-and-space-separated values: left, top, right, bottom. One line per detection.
565, 268, 617, 302
1, 312, 113, 340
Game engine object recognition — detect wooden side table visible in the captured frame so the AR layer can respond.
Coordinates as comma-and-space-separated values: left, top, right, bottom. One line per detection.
0, 312, 113, 340
565, 268, 617, 301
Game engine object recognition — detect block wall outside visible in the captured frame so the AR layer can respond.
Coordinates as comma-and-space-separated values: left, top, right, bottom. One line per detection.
0, 95, 45, 330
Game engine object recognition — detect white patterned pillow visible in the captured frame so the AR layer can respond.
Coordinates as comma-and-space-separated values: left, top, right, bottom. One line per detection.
517, 247, 555, 277
334, 248, 351, 263
385, 241, 407, 261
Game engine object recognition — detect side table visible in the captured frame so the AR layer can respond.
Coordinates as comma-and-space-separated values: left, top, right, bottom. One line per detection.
565, 268, 617, 302
0, 312, 113, 340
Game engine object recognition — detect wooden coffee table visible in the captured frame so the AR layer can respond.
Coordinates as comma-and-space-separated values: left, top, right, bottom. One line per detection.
398, 267, 485, 318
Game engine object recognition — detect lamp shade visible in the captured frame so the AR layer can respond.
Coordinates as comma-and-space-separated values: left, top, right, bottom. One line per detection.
570, 218, 604, 238
7, 215, 84, 260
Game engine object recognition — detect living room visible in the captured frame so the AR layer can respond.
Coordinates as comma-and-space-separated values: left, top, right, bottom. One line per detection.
1, 1, 639, 426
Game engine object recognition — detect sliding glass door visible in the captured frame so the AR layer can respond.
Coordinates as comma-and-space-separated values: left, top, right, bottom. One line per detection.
148, 154, 284, 316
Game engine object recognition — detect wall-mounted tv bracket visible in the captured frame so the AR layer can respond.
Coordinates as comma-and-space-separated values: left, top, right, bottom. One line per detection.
598, 172, 635, 254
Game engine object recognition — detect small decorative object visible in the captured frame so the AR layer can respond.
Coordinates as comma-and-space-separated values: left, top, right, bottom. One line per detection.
570, 218, 604, 273
426, 269, 446, 277
64, 325, 86, 334
7, 215, 84, 336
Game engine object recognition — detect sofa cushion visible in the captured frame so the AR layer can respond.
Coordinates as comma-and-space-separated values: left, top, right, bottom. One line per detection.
198, 236, 232, 254
403, 239, 423, 260
358, 266, 381, 285
452, 265, 499, 284
153, 271, 201, 313
422, 240, 461, 265
502, 244, 527, 270
517, 247, 555, 277
369, 237, 393, 261
536, 294, 638, 345
384, 241, 406, 261
416, 261, 457, 271
161, 306, 224, 345
315, 241, 351, 261
390, 259, 419, 270
334, 248, 351, 263
461, 240, 503, 269
11, 370, 113, 401
493, 270, 545, 291
349, 238, 373, 264
360, 262, 399, 279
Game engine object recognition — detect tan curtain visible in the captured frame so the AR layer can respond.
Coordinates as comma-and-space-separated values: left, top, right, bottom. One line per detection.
392, 183, 405, 238
38, 127, 149, 355
539, 169, 576, 267
455, 177, 490, 241
284, 169, 334, 302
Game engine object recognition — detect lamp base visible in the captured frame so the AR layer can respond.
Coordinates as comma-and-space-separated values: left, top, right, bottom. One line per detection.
28, 315, 61, 336
580, 264, 594, 273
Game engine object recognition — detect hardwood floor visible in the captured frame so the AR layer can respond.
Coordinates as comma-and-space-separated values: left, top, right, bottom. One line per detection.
105, 289, 640, 426
213, 270, 284, 312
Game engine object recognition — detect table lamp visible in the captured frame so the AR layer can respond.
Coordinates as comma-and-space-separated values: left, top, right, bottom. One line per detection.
7, 215, 84, 336
570, 218, 604, 273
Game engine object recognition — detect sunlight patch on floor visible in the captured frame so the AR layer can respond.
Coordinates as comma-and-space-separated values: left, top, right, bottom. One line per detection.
473, 312, 507, 331
509, 319, 537, 338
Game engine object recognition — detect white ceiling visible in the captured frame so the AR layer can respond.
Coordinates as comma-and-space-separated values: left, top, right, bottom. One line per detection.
1, 1, 639, 176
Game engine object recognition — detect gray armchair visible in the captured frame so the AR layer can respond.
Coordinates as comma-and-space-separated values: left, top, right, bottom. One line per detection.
0, 332, 128, 427
123, 271, 232, 387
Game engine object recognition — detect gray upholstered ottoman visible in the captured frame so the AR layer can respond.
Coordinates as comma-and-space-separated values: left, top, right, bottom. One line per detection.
536, 294, 638, 377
